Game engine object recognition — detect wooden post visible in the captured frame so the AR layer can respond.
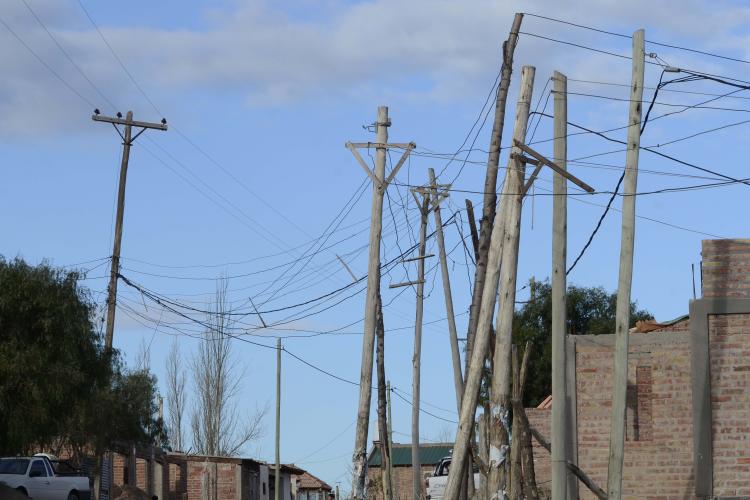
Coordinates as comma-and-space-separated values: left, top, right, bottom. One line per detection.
509, 346, 522, 499
428, 169, 464, 409
551, 70, 570, 500
443, 65, 535, 500
387, 380, 395, 499
461, 17, 522, 496
487, 65, 535, 500
607, 29, 645, 500
93, 111, 167, 352
275, 337, 281, 500
348, 109, 415, 499
375, 293, 393, 500
464, 11, 524, 407
411, 191, 430, 500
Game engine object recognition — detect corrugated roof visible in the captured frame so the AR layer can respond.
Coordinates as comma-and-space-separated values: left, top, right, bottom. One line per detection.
367, 443, 452, 467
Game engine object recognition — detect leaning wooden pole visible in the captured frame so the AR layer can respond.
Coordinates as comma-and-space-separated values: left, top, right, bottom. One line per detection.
487, 65, 535, 499
375, 293, 393, 500
443, 66, 535, 500
428, 169, 464, 409
411, 192, 430, 500
607, 29, 645, 500
464, 10, 524, 398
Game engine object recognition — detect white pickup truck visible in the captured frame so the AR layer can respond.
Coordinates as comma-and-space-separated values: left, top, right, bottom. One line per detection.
425, 456, 480, 500
0, 455, 90, 500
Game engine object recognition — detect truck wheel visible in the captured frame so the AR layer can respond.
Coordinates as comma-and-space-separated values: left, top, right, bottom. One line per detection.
67, 492, 79, 500
16, 487, 28, 497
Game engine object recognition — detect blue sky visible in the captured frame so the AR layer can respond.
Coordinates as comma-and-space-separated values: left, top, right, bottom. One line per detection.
2, 0, 750, 490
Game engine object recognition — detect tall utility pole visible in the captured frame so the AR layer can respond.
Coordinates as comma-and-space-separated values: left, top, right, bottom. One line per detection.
444, 66, 535, 500
428, 168, 463, 409
460, 15, 523, 500
275, 337, 282, 500
93, 110, 167, 352
607, 29, 645, 500
400, 190, 430, 500
551, 71, 574, 500
487, 66, 536, 499
347, 107, 415, 500
464, 11, 524, 395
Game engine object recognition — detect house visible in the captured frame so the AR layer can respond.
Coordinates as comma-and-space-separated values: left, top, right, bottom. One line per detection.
292, 471, 334, 500
527, 238, 750, 499
366, 442, 453, 500
99, 446, 303, 500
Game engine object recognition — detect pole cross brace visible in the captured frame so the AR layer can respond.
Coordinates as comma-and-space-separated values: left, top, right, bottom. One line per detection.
388, 280, 425, 289
512, 139, 595, 195
346, 141, 416, 189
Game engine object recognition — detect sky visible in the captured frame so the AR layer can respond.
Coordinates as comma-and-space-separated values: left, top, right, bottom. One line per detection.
2, 0, 750, 491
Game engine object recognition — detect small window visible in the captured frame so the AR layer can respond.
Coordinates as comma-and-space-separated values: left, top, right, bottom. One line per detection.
263, 482, 267, 495
29, 460, 47, 477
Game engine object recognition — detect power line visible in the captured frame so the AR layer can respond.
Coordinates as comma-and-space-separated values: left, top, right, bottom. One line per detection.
0, 13, 96, 108
523, 12, 750, 66
19, 0, 118, 111
517, 31, 661, 66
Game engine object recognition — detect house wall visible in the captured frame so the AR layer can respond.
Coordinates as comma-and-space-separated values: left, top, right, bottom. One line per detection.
259, 464, 270, 500
366, 464, 434, 500
186, 460, 240, 500
708, 313, 750, 498
169, 461, 188, 500
531, 332, 695, 499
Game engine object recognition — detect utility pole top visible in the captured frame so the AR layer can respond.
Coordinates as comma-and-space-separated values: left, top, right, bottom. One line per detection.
92, 111, 168, 131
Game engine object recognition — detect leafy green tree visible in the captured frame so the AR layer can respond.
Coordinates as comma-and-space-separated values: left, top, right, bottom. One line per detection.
512, 278, 653, 406
0, 257, 165, 456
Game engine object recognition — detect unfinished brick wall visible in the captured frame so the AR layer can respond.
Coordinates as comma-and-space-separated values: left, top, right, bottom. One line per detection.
709, 313, 750, 498
112, 452, 127, 487
136, 457, 147, 491
530, 332, 694, 499
169, 461, 188, 500
702, 239, 750, 298
526, 408, 551, 497
366, 464, 434, 500
187, 460, 239, 500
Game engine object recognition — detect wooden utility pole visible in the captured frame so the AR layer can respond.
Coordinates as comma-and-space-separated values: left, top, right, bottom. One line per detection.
607, 29, 645, 500
347, 107, 415, 500
93, 111, 167, 352
551, 71, 572, 500
411, 191, 431, 500
275, 337, 281, 500
464, 11, 524, 397
386, 380, 395, 498
487, 66, 535, 499
443, 65, 536, 500
428, 169, 463, 408
375, 293, 393, 500
458, 15, 523, 500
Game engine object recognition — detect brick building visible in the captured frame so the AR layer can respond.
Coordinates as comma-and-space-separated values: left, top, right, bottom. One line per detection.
101, 447, 302, 500
366, 442, 452, 500
528, 238, 750, 499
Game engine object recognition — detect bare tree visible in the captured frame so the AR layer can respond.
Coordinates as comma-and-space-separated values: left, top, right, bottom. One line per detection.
191, 279, 266, 456
166, 338, 187, 452
135, 336, 152, 372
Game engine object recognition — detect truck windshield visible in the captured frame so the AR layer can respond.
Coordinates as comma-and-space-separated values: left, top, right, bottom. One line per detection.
0, 458, 30, 474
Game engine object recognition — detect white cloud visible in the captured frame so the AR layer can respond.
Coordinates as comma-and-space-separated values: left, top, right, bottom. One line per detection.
1, 0, 750, 136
